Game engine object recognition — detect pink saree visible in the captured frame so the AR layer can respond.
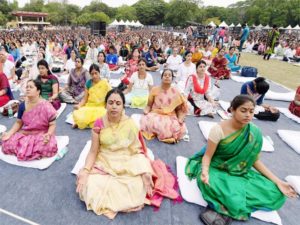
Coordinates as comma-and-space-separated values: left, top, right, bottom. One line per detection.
2, 101, 58, 161
140, 87, 187, 143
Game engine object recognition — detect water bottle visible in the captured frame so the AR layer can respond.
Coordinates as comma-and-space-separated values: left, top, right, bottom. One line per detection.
55, 147, 69, 160
8, 105, 14, 118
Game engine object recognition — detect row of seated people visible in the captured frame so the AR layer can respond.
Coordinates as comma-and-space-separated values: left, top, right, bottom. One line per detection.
1, 85, 297, 221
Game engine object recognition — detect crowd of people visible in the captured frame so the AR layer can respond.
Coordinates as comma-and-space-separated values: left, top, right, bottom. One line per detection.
0, 24, 299, 224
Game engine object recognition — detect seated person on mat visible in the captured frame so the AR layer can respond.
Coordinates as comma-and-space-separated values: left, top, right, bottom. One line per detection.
184, 60, 217, 117
106, 45, 119, 71
123, 59, 153, 109
72, 64, 111, 129
0, 72, 14, 107
76, 88, 180, 219
186, 94, 297, 224
241, 77, 280, 121
144, 46, 159, 71
2, 79, 58, 161
289, 85, 300, 117
140, 69, 187, 144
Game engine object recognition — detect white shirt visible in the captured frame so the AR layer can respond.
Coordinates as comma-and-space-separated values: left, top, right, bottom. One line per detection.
65, 59, 76, 72
166, 54, 182, 71
284, 48, 296, 58
3, 60, 15, 79
129, 72, 153, 90
85, 47, 98, 63
177, 62, 196, 83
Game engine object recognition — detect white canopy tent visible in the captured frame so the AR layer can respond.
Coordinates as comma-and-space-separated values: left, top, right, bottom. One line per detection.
229, 23, 235, 28
293, 25, 300, 30
119, 19, 126, 26
219, 21, 228, 28
236, 23, 242, 27
125, 20, 131, 26
129, 20, 136, 26
251, 24, 256, 28
256, 24, 263, 30
135, 21, 144, 27
285, 25, 292, 30
109, 19, 119, 26
263, 25, 271, 29
207, 21, 216, 27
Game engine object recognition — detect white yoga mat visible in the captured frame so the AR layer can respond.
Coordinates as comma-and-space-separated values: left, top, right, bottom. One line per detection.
56, 103, 67, 119
277, 130, 300, 154
71, 140, 154, 175
277, 107, 300, 124
198, 121, 275, 152
176, 156, 282, 225
285, 176, 300, 194
231, 75, 256, 83
265, 90, 295, 102
65, 112, 74, 125
0, 136, 69, 169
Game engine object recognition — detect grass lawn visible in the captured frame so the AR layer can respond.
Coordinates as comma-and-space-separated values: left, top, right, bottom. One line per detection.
239, 53, 299, 90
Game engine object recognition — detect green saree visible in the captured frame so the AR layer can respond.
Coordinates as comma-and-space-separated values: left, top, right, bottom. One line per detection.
185, 123, 285, 220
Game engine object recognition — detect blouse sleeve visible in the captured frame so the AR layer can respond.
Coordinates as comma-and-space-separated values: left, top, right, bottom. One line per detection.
93, 118, 104, 134
208, 124, 224, 144
17, 102, 26, 120
184, 76, 192, 97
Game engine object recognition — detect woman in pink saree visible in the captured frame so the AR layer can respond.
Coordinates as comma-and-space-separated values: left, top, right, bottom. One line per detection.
2, 79, 58, 161
140, 69, 187, 143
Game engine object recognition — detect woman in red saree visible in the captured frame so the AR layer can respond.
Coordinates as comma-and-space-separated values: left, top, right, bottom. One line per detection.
0, 72, 14, 106
208, 47, 230, 79
289, 86, 300, 117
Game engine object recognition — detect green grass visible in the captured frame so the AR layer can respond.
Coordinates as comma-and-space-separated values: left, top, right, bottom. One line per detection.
239, 53, 299, 90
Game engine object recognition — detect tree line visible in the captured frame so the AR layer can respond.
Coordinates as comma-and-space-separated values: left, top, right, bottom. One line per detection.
0, 0, 299, 27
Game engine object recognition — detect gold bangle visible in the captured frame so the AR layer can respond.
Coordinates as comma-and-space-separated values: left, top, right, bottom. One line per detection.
83, 167, 91, 173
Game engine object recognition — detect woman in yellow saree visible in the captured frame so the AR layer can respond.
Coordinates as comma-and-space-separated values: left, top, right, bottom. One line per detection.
73, 64, 111, 129
76, 89, 180, 219
185, 95, 297, 224
140, 69, 187, 143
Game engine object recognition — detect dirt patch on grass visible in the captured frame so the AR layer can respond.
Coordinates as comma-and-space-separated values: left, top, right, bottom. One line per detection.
239, 53, 299, 90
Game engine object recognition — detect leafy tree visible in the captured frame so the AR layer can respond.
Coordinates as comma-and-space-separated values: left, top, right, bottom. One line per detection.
115, 5, 137, 21
82, 1, 116, 18
22, 0, 44, 12
133, 0, 167, 25
0, 11, 7, 26
164, 0, 199, 27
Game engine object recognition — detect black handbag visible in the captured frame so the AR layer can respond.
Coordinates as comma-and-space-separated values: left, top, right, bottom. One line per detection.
199, 208, 232, 225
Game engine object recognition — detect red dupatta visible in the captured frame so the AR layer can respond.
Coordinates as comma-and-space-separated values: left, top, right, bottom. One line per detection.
186, 74, 210, 94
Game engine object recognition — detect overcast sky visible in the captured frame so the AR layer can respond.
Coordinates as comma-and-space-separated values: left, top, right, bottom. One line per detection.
16, 0, 244, 8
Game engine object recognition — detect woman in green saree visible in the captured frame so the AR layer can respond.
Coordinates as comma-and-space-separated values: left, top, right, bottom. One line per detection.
185, 95, 297, 224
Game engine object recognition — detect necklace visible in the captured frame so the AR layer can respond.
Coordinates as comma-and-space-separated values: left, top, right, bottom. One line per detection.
107, 116, 122, 134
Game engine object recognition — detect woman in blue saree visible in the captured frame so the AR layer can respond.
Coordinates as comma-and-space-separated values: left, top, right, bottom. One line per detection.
225, 46, 241, 72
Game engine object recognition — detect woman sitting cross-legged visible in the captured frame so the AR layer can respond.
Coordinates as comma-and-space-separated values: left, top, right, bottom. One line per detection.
140, 69, 187, 143
72, 64, 111, 129
76, 89, 180, 219
123, 59, 153, 109
289, 85, 300, 117
36, 59, 61, 110
185, 95, 297, 224
208, 47, 230, 79
59, 57, 90, 104
2, 79, 58, 161
225, 46, 241, 72
184, 60, 217, 117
